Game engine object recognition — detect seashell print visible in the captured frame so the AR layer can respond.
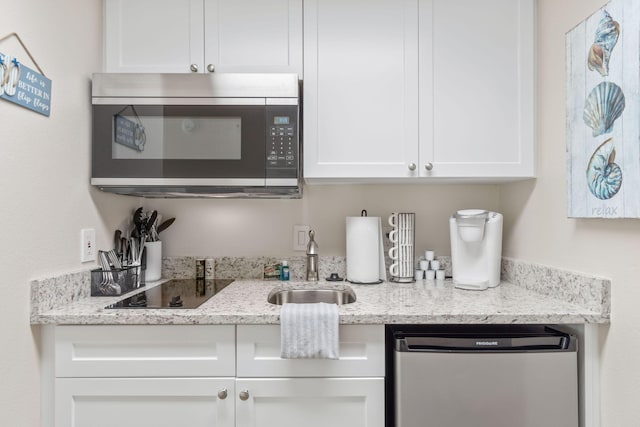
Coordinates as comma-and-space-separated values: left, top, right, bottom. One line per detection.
583, 81, 625, 137
0, 54, 5, 97
587, 43, 607, 76
587, 10, 620, 77
586, 137, 622, 200
594, 10, 620, 52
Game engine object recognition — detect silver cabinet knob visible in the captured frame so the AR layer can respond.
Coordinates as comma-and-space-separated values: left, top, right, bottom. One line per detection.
190, 64, 199, 72
408, 163, 417, 171
239, 390, 250, 401
217, 388, 228, 400
424, 162, 433, 171
207, 64, 215, 72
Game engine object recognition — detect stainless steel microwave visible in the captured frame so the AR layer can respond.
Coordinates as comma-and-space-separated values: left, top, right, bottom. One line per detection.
91, 73, 301, 198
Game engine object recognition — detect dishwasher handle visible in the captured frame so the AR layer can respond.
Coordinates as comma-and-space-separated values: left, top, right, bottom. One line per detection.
396, 335, 575, 352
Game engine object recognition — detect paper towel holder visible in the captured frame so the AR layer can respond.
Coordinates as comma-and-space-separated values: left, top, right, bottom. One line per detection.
345, 209, 385, 285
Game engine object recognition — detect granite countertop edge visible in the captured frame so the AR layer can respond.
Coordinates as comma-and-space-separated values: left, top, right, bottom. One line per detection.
31, 279, 610, 326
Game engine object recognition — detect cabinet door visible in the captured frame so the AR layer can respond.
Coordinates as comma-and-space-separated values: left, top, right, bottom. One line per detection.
235, 378, 384, 427
419, 0, 535, 178
303, 0, 419, 180
203, 0, 303, 76
104, 0, 204, 73
55, 378, 235, 427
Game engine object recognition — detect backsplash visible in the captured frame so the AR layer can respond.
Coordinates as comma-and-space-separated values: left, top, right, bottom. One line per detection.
162, 255, 452, 281
30, 256, 611, 321
30, 270, 91, 314
163, 256, 345, 280
502, 257, 611, 315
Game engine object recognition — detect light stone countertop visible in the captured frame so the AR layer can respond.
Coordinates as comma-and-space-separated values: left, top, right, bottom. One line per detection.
31, 278, 609, 325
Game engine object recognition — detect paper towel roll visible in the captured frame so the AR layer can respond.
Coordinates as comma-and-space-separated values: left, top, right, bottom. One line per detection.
346, 216, 383, 283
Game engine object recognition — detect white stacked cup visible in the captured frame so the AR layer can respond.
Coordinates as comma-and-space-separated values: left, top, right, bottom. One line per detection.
421, 250, 444, 281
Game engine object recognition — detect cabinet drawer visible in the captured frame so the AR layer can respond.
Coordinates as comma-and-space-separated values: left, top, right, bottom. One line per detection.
55, 325, 235, 378
237, 325, 384, 377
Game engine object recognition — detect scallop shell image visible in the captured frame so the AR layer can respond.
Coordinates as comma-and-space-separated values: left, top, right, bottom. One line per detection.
587, 10, 620, 77
586, 138, 622, 200
583, 81, 625, 137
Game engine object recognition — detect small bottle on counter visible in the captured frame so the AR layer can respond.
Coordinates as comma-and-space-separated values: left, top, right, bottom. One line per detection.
205, 258, 215, 280
196, 258, 206, 280
280, 260, 290, 281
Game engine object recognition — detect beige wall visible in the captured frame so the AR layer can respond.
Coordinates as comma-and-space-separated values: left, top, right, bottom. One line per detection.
1, 0, 633, 426
0, 1, 139, 425
148, 183, 499, 257
502, 0, 638, 425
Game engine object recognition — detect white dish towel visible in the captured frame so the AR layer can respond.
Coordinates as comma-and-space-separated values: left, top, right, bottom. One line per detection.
280, 302, 339, 359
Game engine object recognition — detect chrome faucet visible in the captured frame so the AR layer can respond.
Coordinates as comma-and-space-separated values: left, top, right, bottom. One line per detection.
306, 230, 319, 281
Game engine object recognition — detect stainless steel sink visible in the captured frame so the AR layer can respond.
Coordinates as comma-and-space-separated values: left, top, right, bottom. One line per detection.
267, 287, 356, 305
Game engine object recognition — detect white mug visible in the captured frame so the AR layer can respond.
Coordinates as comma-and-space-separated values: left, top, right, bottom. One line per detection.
425, 250, 435, 261
389, 263, 399, 276
419, 259, 429, 270
388, 246, 399, 260
430, 260, 440, 271
426, 269, 436, 280
388, 213, 398, 227
389, 212, 413, 228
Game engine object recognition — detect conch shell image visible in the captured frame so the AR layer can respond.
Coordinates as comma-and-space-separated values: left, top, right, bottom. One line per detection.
587, 10, 620, 77
583, 81, 625, 137
587, 138, 622, 200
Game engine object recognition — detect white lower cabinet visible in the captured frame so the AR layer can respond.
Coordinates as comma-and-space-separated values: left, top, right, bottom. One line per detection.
48, 324, 385, 427
56, 378, 235, 427
51, 325, 236, 427
235, 378, 384, 427
236, 325, 385, 427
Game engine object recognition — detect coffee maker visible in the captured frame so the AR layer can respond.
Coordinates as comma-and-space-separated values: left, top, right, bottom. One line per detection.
449, 210, 503, 290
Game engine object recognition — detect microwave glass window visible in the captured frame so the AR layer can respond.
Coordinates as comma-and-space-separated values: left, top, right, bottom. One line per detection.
112, 115, 242, 160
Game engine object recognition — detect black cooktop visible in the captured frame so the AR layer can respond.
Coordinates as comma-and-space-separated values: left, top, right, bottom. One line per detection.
105, 278, 234, 309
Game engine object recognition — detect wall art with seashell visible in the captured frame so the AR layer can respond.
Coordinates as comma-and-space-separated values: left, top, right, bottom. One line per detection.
582, 81, 625, 137
567, 0, 640, 218
587, 10, 620, 77
587, 138, 622, 200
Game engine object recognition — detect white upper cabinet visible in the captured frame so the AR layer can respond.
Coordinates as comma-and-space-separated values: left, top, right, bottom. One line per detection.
204, 0, 302, 75
303, 0, 419, 179
419, 0, 535, 179
104, 0, 303, 76
304, 0, 535, 181
104, 0, 204, 73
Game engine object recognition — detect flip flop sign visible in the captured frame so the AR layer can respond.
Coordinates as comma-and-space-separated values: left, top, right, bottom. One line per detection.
0, 52, 51, 116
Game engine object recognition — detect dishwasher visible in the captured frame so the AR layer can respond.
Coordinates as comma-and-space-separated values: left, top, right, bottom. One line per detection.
386, 325, 578, 427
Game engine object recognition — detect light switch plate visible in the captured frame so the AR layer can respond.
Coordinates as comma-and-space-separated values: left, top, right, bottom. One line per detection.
80, 228, 96, 263
293, 225, 310, 251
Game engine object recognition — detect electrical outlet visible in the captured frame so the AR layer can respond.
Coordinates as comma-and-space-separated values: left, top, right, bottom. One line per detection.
80, 228, 96, 263
293, 225, 311, 251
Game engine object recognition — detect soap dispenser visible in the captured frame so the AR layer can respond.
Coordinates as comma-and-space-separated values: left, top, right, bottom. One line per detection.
306, 230, 319, 281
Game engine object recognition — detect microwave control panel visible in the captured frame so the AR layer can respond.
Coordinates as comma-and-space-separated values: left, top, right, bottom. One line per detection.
266, 106, 298, 177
